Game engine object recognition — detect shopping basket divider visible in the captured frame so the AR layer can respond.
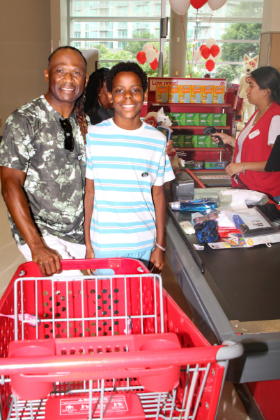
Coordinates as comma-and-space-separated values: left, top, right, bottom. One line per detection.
0, 343, 242, 376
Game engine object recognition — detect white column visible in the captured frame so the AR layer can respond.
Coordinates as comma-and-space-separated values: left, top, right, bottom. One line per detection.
259, 0, 280, 70
168, 9, 187, 77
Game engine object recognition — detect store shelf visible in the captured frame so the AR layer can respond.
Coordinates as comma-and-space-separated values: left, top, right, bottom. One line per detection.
147, 78, 235, 170
151, 102, 231, 108
171, 126, 230, 130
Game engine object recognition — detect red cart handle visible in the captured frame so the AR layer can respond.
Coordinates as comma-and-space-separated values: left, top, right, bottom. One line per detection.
13, 258, 150, 278
0, 346, 222, 378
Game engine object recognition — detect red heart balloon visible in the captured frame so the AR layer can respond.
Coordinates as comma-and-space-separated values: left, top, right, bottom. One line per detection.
136, 51, 146, 65
210, 44, 220, 58
205, 59, 215, 72
199, 44, 207, 51
201, 46, 210, 60
150, 58, 158, 70
191, 0, 208, 9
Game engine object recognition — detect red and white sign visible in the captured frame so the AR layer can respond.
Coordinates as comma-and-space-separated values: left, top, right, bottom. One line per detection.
148, 77, 227, 91
45, 394, 145, 420
60, 396, 128, 416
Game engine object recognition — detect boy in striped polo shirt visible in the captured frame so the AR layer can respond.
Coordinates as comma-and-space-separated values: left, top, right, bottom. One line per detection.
84, 62, 175, 273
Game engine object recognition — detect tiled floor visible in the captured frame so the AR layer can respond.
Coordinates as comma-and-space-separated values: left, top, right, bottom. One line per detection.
0, 190, 250, 419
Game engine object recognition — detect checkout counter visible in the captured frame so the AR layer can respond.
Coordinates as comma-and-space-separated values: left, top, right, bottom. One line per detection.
166, 170, 280, 417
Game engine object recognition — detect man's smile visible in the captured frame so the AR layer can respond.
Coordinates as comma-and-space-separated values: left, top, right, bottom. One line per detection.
60, 86, 75, 91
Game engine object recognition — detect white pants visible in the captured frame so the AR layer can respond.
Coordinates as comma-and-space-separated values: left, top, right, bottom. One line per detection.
18, 235, 86, 277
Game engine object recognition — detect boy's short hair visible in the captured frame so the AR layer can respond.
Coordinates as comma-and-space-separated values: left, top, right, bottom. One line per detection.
106, 62, 148, 93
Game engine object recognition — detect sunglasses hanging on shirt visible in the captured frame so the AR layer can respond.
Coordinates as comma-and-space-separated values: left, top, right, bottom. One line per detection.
59, 118, 74, 152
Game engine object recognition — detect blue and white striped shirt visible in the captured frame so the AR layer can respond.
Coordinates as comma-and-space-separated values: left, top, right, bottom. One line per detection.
86, 118, 175, 255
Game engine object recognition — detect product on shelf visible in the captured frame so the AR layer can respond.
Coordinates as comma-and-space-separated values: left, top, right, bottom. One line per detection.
210, 138, 219, 147
191, 85, 203, 103
213, 86, 225, 104
179, 85, 191, 103
185, 113, 199, 126
193, 135, 212, 148
184, 134, 194, 147
184, 161, 204, 169
202, 86, 214, 104
213, 113, 227, 126
169, 85, 180, 103
204, 161, 228, 169
171, 134, 184, 147
199, 113, 213, 126
168, 112, 186, 126
155, 85, 168, 103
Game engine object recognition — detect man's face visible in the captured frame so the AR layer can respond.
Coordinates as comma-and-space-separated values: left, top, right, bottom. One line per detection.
44, 49, 88, 107
108, 71, 146, 127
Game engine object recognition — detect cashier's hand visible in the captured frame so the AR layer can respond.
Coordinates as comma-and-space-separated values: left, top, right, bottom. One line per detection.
85, 246, 96, 275
149, 247, 165, 274
166, 140, 176, 157
225, 162, 243, 177
211, 133, 236, 148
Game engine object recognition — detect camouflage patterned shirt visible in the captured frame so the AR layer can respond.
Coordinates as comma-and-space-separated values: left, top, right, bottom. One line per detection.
0, 95, 86, 246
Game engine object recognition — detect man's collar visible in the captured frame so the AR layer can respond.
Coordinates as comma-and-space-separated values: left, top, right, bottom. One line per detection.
40, 95, 76, 121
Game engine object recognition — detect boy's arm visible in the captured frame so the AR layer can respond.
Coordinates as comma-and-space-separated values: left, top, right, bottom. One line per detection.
84, 178, 95, 266
149, 185, 166, 274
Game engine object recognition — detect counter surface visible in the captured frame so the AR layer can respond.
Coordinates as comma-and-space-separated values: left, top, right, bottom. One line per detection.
165, 196, 280, 383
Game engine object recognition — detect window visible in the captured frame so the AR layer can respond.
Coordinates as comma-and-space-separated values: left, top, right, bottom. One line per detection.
118, 42, 127, 49
68, 0, 262, 80
100, 41, 113, 49
118, 30, 127, 38
118, 7, 128, 16
118, 22, 127, 29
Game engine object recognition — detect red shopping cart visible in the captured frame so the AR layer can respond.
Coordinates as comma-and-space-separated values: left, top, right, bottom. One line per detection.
0, 258, 243, 420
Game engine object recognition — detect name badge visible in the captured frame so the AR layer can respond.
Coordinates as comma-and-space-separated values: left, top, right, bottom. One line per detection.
249, 129, 260, 139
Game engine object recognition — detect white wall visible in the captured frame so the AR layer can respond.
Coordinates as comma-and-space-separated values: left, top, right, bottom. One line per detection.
0, 0, 52, 135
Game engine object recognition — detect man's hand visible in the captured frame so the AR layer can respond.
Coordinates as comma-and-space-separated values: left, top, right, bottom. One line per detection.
149, 247, 165, 274
31, 245, 62, 276
85, 247, 95, 275
225, 162, 243, 177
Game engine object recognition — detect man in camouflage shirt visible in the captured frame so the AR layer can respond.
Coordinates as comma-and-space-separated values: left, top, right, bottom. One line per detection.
0, 46, 89, 276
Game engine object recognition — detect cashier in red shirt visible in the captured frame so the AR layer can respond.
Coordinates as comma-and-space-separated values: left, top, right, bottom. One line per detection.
212, 66, 280, 201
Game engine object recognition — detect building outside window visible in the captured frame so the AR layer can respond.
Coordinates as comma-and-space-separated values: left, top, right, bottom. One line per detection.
69, 0, 263, 80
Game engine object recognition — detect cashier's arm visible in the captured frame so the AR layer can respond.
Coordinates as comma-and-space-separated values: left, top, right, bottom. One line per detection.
225, 144, 273, 177
150, 185, 166, 274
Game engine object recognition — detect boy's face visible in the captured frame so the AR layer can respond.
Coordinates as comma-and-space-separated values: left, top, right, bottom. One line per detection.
109, 71, 147, 130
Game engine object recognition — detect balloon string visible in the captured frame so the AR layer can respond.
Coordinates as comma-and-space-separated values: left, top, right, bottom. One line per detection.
201, 12, 214, 45
193, 9, 199, 68
181, 13, 193, 77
